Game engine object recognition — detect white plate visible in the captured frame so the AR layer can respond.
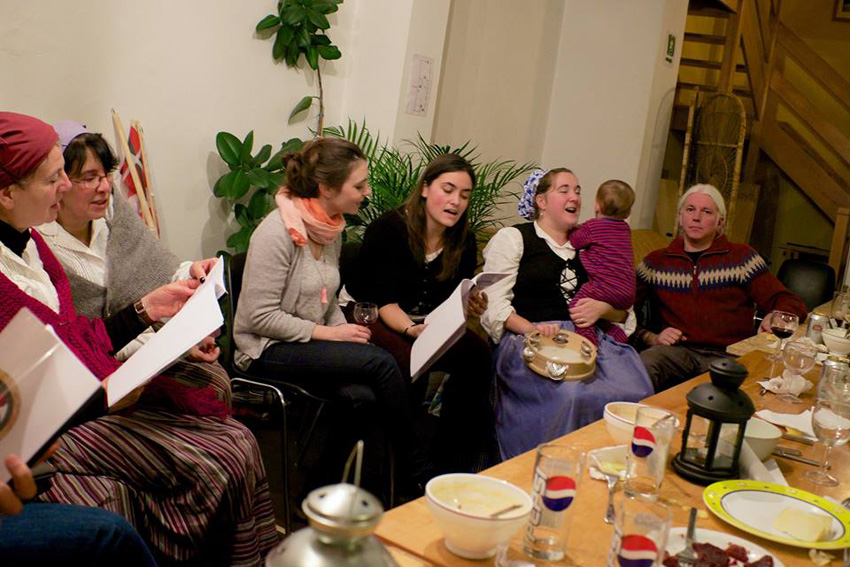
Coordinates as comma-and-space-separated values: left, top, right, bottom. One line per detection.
666, 527, 784, 566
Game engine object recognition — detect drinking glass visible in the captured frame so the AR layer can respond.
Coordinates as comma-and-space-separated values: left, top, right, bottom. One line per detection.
818, 361, 850, 402
804, 397, 850, 487
778, 340, 817, 404
831, 292, 850, 330
523, 443, 584, 562
352, 302, 378, 326
766, 311, 799, 363
606, 495, 671, 567
623, 407, 676, 501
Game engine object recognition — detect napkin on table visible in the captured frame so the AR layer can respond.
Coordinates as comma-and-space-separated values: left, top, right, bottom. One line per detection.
758, 369, 813, 397
755, 408, 816, 439
739, 440, 787, 485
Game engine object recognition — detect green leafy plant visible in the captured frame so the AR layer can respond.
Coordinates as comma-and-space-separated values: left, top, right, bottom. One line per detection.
256, 0, 343, 132
213, 132, 303, 252
324, 120, 537, 243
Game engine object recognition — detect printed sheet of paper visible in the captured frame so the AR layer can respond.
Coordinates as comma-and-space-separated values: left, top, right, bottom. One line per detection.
106, 257, 226, 406
409, 272, 509, 381
0, 309, 102, 483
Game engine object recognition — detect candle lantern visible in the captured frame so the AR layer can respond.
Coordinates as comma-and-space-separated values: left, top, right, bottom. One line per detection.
671, 358, 755, 485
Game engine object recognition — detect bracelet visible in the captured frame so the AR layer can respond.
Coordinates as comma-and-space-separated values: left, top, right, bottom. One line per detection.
134, 299, 155, 327
403, 324, 416, 336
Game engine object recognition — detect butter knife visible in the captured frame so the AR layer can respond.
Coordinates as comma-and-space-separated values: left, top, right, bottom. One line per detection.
781, 433, 815, 446
772, 449, 822, 467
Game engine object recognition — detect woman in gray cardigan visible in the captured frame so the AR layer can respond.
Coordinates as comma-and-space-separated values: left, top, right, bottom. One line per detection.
234, 138, 431, 494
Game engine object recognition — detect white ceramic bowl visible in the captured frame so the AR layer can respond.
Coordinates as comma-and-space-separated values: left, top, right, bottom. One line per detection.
744, 417, 782, 461
603, 402, 681, 444
822, 328, 850, 356
425, 473, 532, 559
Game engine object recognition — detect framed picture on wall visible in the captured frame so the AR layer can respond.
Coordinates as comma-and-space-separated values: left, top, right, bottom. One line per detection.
835, 0, 850, 22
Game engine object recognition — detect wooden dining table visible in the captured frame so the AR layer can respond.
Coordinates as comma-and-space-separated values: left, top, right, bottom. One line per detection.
374, 350, 849, 566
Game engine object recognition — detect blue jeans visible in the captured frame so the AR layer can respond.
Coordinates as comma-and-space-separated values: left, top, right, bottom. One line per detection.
0, 503, 156, 566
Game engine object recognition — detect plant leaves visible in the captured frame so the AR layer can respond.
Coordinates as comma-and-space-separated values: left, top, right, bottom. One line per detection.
253, 144, 272, 167
273, 25, 295, 60
285, 40, 300, 66
213, 169, 237, 197
311, 34, 331, 46
234, 203, 251, 228
267, 172, 287, 188
246, 167, 272, 188
229, 170, 251, 200
295, 25, 311, 47
226, 226, 254, 253
305, 8, 330, 29
281, 137, 305, 154
306, 45, 319, 70
248, 189, 274, 218
289, 96, 314, 122
318, 44, 341, 60
256, 14, 281, 32
239, 131, 255, 165
216, 132, 242, 167
282, 5, 305, 25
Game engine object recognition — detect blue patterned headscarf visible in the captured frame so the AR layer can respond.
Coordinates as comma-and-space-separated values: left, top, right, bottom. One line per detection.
517, 169, 549, 220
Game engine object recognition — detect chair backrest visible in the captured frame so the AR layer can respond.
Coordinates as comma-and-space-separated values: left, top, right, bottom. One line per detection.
220, 252, 248, 376
776, 258, 836, 312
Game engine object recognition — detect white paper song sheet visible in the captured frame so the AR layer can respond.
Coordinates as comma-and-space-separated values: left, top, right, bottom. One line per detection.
409, 272, 509, 381
0, 308, 102, 483
106, 257, 227, 407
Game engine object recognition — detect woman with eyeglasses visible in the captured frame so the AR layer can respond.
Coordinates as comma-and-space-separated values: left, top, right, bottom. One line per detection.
7, 117, 280, 566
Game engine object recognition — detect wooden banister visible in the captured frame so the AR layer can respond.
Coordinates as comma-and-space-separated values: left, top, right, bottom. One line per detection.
830, 207, 850, 283
776, 23, 850, 115
770, 73, 850, 173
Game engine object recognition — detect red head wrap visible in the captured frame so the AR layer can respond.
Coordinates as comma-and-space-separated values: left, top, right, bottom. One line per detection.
0, 112, 59, 188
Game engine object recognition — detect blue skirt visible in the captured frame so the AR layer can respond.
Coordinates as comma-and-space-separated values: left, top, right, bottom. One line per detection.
493, 322, 653, 460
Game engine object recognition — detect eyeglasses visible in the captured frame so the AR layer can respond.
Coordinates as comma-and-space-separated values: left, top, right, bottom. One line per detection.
70, 173, 111, 190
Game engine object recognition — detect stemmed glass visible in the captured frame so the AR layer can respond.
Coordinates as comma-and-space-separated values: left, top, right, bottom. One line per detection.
804, 397, 850, 487
777, 340, 817, 404
766, 311, 799, 363
353, 302, 379, 327
831, 292, 850, 332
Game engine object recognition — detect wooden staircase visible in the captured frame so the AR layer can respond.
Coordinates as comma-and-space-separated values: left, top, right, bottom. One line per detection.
671, 0, 850, 275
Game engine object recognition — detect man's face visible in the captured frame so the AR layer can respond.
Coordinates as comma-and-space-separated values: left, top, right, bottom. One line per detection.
679, 192, 723, 248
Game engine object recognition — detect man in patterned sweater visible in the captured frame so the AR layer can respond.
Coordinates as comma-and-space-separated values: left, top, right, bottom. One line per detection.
635, 184, 807, 391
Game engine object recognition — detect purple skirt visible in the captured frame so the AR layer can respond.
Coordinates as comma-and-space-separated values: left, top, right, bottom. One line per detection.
493, 322, 653, 460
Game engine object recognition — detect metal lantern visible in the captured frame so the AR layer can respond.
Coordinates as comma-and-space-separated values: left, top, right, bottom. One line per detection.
265, 442, 399, 567
671, 358, 755, 485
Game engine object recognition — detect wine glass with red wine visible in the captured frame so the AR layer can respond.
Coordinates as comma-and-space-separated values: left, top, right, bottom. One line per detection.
767, 310, 799, 364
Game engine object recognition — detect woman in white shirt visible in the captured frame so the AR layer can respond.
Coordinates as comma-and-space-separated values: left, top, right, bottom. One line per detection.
481, 168, 653, 459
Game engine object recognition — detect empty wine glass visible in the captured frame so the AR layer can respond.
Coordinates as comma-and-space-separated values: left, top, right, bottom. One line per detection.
353, 302, 378, 326
831, 292, 850, 332
818, 362, 850, 402
777, 340, 817, 404
804, 397, 850, 487
766, 311, 799, 363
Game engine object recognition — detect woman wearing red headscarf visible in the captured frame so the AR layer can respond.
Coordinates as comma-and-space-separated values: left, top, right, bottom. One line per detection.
0, 112, 278, 567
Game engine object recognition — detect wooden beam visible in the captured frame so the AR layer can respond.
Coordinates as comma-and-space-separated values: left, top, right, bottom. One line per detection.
762, 119, 850, 221
770, 73, 850, 173
719, 0, 745, 94
684, 32, 727, 45
776, 23, 850, 115
829, 207, 850, 283
741, 0, 766, 118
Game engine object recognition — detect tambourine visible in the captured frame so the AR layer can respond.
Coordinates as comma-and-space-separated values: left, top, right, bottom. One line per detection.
521, 330, 597, 381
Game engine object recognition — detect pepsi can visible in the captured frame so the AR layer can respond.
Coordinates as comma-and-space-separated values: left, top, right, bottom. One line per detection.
523, 443, 584, 561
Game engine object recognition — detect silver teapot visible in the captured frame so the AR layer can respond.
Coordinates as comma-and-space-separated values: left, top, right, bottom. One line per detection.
265, 442, 399, 567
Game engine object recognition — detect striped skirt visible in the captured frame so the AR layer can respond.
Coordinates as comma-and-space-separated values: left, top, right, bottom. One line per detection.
37, 361, 280, 566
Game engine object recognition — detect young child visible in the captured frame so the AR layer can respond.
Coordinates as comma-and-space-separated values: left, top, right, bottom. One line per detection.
568, 179, 636, 346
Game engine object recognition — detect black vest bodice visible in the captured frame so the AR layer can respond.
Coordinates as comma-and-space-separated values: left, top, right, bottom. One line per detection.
512, 223, 587, 323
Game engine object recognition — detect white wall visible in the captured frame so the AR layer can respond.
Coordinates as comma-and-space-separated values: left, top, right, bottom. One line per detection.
0, 0, 447, 259
542, 0, 688, 227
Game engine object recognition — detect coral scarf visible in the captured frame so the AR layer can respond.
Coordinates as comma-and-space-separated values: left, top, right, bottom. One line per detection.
275, 187, 344, 247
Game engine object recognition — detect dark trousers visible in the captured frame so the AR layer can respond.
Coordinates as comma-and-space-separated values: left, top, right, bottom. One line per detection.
0, 503, 157, 567
345, 305, 498, 473
249, 340, 421, 481
640, 344, 733, 392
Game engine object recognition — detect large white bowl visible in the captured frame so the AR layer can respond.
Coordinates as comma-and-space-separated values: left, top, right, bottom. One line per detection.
744, 417, 782, 461
425, 473, 532, 559
603, 402, 681, 444
822, 328, 850, 356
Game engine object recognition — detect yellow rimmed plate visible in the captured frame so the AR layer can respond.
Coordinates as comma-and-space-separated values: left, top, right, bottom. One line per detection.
703, 480, 850, 550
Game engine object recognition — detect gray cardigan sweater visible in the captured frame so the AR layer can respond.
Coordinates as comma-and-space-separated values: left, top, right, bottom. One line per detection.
234, 211, 346, 370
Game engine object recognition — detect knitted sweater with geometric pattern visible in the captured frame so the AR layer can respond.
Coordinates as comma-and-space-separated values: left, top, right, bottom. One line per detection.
636, 235, 807, 350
